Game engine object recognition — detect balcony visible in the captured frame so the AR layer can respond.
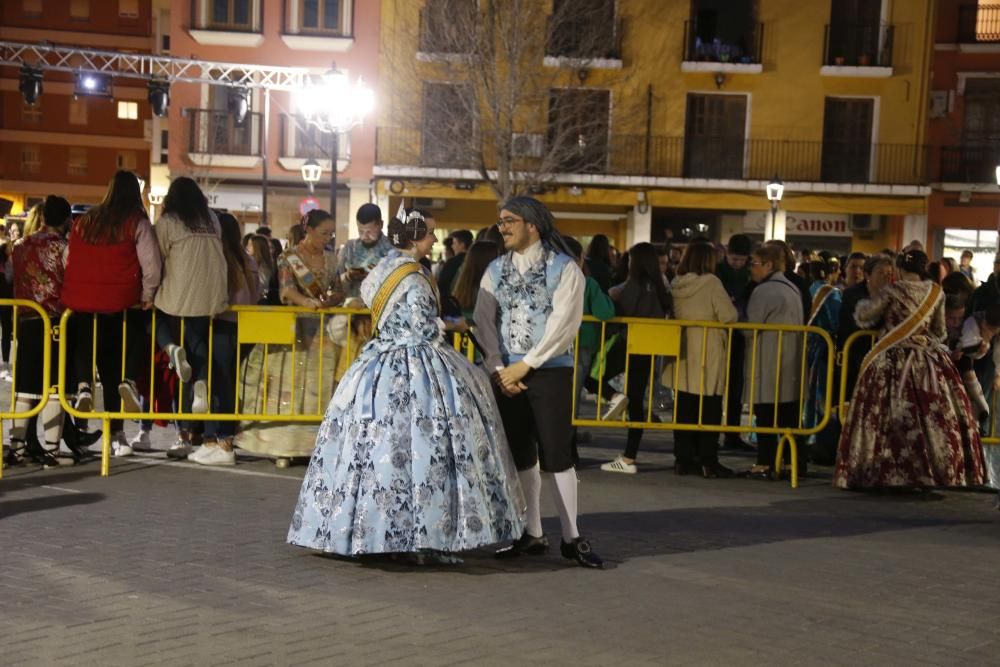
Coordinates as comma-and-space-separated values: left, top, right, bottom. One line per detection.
278, 114, 350, 173
544, 16, 623, 68
958, 4, 1000, 44
681, 20, 764, 74
375, 127, 929, 187
188, 0, 264, 47
187, 109, 262, 168
821, 22, 894, 77
937, 145, 1000, 183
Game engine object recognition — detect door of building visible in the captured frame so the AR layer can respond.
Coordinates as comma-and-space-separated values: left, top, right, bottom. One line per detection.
821, 97, 873, 183
683, 93, 747, 179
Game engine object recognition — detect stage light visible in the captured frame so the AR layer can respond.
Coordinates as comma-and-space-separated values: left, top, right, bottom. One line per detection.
148, 80, 169, 118
19, 67, 43, 106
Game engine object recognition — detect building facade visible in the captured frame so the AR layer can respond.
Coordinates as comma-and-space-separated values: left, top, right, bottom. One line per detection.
375, 0, 936, 255
160, 0, 379, 241
0, 0, 155, 215
927, 0, 1000, 281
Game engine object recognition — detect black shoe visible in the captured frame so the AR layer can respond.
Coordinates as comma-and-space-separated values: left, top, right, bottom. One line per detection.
560, 537, 604, 569
4, 440, 27, 467
495, 531, 549, 559
25, 440, 60, 468
63, 429, 101, 462
702, 462, 735, 479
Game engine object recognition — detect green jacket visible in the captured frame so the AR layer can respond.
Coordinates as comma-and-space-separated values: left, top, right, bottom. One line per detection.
579, 276, 616, 351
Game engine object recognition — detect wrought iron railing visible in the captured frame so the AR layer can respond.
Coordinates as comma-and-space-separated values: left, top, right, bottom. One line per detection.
958, 4, 1000, 42
187, 109, 261, 156
937, 145, 1000, 183
279, 114, 344, 160
376, 127, 929, 186
682, 20, 764, 64
823, 22, 894, 67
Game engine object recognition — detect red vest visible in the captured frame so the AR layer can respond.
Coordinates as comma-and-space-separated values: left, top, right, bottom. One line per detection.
62, 217, 143, 313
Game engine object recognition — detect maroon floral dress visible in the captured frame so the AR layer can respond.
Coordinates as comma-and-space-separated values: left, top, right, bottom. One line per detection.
835, 280, 986, 489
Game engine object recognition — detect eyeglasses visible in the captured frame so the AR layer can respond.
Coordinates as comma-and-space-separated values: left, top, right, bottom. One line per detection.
496, 216, 524, 229
749, 260, 764, 267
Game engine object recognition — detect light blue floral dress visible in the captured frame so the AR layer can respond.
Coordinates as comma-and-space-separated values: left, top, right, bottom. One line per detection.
288, 250, 525, 555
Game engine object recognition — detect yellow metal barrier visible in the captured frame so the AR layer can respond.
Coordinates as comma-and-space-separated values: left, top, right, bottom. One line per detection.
573, 316, 837, 488
837, 329, 878, 422
0, 299, 53, 480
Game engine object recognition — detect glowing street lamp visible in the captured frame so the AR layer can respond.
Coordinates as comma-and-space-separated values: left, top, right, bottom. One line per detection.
301, 158, 323, 193
766, 175, 784, 240
293, 63, 374, 213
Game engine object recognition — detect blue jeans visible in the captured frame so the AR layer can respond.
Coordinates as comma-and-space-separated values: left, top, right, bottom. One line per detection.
204, 319, 238, 439
156, 311, 210, 432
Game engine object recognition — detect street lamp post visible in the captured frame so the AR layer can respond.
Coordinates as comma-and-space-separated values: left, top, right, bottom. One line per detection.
293, 64, 374, 219
766, 175, 784, 240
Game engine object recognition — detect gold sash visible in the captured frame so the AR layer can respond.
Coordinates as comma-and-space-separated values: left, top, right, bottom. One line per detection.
283, 249, 324, 299
807, 284, 836, 326
859, 282, 942, 377
370, 262, 439, 334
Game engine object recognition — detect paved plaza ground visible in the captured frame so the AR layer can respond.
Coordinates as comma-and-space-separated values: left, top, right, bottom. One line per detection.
2, 424, 999, 666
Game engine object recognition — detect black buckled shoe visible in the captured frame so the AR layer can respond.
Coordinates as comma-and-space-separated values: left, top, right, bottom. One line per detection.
495, 531, 549, 559
560, 537, 605, 569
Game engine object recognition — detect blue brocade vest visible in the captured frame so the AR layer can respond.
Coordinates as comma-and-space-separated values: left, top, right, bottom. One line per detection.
487, 248, 574, 369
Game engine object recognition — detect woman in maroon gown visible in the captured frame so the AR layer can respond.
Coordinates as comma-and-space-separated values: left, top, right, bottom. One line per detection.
835, 250, 986, 489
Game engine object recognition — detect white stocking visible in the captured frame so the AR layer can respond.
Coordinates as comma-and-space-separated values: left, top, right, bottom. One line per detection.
9, 396, 35, 441
547, 469, 580, 542
518, 463, 543, 538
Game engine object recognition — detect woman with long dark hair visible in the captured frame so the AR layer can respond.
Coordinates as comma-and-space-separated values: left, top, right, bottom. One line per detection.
62, 170, 162, 457
450, 240, 499, 322
189, 212, 258, 466
599, 242, 672, 474
247, 234, 277, 304
836, 250, 986, 490
152, 176, 228, 459
585, 234, 614, 293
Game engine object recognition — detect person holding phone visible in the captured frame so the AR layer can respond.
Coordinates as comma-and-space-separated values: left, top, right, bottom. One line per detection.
336, 203, 394, 298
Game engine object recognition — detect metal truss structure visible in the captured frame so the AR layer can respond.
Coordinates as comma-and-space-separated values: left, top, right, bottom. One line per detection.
0, 40, 312, 90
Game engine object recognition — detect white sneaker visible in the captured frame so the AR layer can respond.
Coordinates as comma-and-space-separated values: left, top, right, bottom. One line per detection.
75, 383, 93, 412
129, 430, 152, 451
166, 440, 192, 459
111, 432, 133, 458
167, 345, 192, 383
187, 443, 213, 463
601, 393, 629, 421
194, 445, 235, 466
118, 381, 142, 413
0, 368, 12, 382
191, 380, 209, 414
600, 456, 637, 474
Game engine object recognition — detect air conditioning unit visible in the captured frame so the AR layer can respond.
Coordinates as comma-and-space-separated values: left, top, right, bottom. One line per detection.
512, 133, 544, 158
850, 214, 881, 232
413, 197, 447, 209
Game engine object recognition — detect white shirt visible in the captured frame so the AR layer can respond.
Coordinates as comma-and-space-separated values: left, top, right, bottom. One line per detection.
478, 240, 584, 369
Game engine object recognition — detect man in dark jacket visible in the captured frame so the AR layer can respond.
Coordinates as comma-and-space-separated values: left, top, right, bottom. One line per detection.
718, 234, 754, 451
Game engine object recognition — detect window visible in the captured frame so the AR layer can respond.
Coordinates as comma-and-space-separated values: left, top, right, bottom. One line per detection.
547, 0, 619, 59
119, 0, 138, 17
548, 88, 611, 173
22, 101, 42, 124
117, 151, 138, 170
821, 97, 874, 183
825, 0, 888, 66
301, 0, 341, 32
421, 82, 474, 167
69, 98, 88, 125
70, 0, 89, 19
68, 147, 88, 176
22, 0, 42, 15
117, 101, 139, 120
683, 93, 747, 179
160, 129, 169, 164
419, 0, 475, 53
684, 0, 760, 64
21, 145, 41, 174
212, 0, 252, 29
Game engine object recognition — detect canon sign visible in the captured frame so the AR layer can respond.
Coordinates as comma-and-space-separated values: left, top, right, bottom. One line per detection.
786, 214, 851, 237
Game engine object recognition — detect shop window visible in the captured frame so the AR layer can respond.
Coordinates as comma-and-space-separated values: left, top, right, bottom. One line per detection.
68, 147, 88, 176
942, 229, 998, 284
117, 101, 139, 120
69, 98, 88, 125
21, 145, 41, 174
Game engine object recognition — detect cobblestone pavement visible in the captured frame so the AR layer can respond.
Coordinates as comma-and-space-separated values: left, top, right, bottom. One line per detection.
2, 422, 999, 667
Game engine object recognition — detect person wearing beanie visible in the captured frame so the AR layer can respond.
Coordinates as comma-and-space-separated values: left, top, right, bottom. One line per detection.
475, 196, 604, 568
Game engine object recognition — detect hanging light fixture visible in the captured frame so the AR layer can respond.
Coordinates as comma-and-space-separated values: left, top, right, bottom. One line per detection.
301, 158, 323, 192
19, 66, 43, 106
228, 87, 250, 126
148, 79, 170, 118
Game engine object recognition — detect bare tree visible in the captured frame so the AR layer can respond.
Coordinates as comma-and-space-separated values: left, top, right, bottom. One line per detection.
384, 0, 642, 202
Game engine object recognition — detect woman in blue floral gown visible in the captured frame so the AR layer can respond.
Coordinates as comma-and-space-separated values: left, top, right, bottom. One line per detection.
288, 210, 525, 559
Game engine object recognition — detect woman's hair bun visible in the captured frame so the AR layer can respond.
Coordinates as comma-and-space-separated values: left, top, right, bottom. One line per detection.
387, 208, 429, 248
